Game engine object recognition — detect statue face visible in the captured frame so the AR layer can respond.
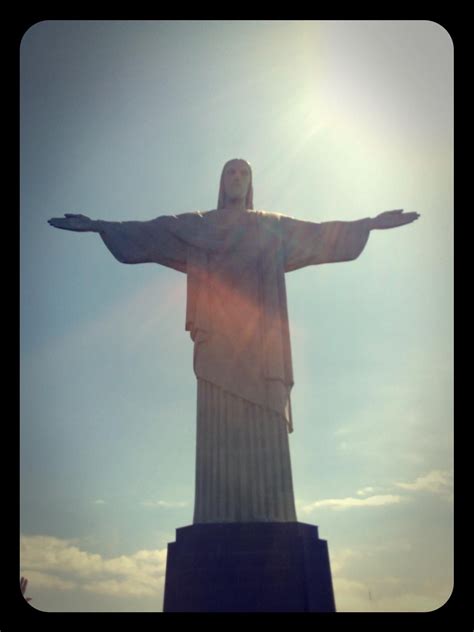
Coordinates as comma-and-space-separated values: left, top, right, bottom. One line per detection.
222, 160, 251, 204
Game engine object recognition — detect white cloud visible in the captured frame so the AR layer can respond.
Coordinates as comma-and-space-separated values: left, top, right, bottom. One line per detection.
19, 570, 77, 592
395, 470, 453, 499
329, 548, 363, 575
301, 494, 405, 513
332, 575, 450, 612
20, 532, 452, 612
93, 499, 106, 505
21, 535, 103, 578
330, 543, 452, 613
20, 534, 168, 605
356, 486, 375, 496
332, 577, 374, 612
301, 468, 453, 515
368, 591, 450, 612
141, 500, 188, 508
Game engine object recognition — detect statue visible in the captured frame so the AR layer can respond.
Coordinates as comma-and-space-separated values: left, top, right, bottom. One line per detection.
48, 159, 419, 525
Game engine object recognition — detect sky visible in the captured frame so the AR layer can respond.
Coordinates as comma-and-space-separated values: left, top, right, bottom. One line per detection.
20, 20, 453, 612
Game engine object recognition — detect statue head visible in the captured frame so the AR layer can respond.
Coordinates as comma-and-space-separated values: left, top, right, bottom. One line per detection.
217, 159, 254, 210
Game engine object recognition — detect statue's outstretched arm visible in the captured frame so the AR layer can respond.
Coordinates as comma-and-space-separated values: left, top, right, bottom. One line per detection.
48, 213, 98, 232
282, 209, 420, 272
369, 209, 420, 230
48, 213, 188, 272
282, 215, 371, 271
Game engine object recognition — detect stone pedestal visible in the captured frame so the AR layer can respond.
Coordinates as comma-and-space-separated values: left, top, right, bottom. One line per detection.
163, 522, 336, 612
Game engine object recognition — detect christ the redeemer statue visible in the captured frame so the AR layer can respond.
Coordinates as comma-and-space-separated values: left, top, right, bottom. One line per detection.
49, 158, 419, 525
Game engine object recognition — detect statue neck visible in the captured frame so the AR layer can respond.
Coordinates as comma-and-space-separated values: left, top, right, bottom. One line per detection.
222, 196, 247, 213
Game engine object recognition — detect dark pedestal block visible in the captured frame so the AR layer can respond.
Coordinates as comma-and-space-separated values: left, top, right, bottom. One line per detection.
163, 522, 336, 612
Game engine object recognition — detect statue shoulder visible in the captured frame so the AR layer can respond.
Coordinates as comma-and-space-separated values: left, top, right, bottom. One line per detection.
254, 209, 289, 223
165, 209, 213, 223
190, 209, 219, 221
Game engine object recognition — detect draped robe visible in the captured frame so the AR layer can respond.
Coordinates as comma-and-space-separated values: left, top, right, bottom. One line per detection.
98, 209, 371, 522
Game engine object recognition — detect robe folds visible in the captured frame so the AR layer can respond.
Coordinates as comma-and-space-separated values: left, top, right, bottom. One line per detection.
98, 209, 371, 522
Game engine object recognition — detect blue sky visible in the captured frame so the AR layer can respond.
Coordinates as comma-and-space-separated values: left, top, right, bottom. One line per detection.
20, 20, 453, 612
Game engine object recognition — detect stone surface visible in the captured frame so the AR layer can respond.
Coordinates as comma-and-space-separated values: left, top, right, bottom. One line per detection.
193, 379, 297, 523
163, 522, 336, 612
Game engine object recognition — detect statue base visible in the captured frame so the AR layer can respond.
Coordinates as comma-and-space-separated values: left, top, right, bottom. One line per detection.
162, 522, 336, 612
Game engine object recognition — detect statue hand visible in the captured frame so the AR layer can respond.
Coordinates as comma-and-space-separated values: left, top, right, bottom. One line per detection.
371, 210, 420, 230
48, 213, 96, 232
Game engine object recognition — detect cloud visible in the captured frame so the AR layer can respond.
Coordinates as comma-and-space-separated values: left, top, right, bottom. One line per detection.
332, 577, 374, 612
141, 500, 188, 509
329, 544, 452, 613
21, 535, 103, 578
356, 486, 376, 496
93, 499, 106, 505
301, 469, 453, 515
20, 533, 451, 612
332, 576, 450, 612
395, 470, 453, 499
20, 534, 168, 604
329, 548, 363, 575
19, 570, 77, 592
301, 494, 405, 513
